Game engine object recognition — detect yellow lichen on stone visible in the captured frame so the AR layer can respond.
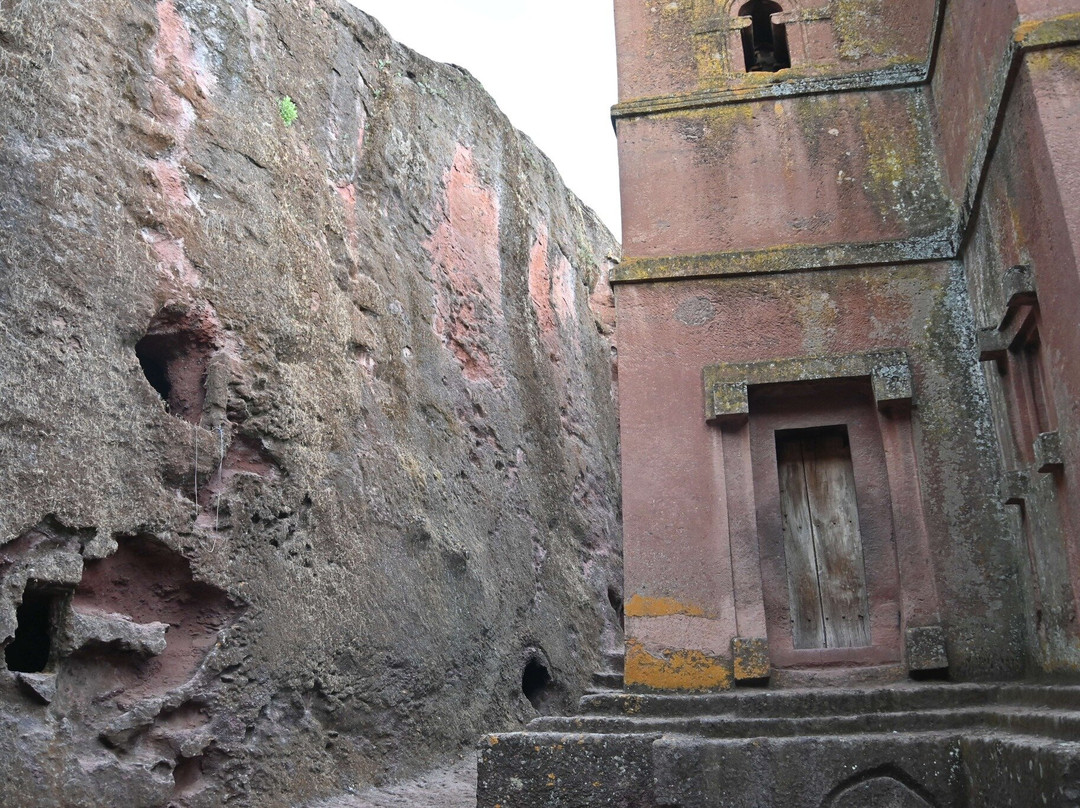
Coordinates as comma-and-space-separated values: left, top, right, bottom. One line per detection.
624, 639, 734, 691
731, 636, 771, 680
1014, 13, 1080, 47
624, 594, 707, 618
832, 0, 895, 61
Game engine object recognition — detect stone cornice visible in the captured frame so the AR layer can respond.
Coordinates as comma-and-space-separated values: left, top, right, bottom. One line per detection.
611, 230, 956, 284
611, 63, 927, 119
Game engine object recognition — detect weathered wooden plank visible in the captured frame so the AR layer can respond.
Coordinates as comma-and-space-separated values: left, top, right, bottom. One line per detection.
803, 432, 872, 648
777, 438, 826, 650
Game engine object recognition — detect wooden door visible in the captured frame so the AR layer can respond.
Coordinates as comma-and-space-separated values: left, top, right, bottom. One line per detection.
777, 427, 871, 649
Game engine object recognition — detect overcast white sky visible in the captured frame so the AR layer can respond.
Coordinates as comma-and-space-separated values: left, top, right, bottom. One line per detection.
346, 0, 622, 239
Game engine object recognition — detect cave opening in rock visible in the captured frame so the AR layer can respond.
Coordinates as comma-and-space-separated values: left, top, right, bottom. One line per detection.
135, 334, 174, 403
5, 589, 57, 673
608, 585, 624, 629
134, 311, 215, 424
521, 656, 557, 710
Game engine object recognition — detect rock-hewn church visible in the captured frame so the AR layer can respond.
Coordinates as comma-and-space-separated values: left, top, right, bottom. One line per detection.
478, 1, 1080, 805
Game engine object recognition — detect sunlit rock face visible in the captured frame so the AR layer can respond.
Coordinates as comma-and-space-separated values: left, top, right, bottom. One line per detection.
0, 0, 622, 804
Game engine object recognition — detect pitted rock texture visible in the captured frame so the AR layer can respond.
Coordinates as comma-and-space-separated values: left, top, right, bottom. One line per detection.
0, 0, 622, 805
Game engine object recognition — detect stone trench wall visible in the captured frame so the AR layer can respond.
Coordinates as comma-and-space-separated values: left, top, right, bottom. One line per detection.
0, 0, 622, 805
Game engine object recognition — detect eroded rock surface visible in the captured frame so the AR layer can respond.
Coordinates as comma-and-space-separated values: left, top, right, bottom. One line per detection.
0, 0, 622, 805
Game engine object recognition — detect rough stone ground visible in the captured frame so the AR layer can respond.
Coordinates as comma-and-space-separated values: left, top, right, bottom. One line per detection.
307, 756, 476, 808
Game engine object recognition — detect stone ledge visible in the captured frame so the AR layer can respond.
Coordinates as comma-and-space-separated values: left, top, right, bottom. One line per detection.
611, 63, 928, 120
703, 351, 912, 422
611, 232, 957, 284
59, 610, 169, 658
1034, 431, 1064, 475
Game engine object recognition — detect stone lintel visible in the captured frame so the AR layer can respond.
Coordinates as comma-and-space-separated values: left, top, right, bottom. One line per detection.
773, 8, 832, 26
610, 231, 956, 284
692, 14, 747, 35
1034, 431, 1064, 474
905, 625, 949, 672
24, 552, 84, 588
731, 637, 770, 681
705, 351, 913, 420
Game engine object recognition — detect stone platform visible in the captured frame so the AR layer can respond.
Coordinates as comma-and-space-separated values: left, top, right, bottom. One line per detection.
477, 660, 1080, 807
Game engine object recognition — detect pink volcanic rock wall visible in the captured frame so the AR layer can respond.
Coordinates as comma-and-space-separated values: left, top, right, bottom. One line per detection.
615, 265, 1022, 685
0, 0, 621, 805
611, 0, 1080, 690
617, 88, 951, 259
961, 40, 1080, 672
613, 0, 938, 101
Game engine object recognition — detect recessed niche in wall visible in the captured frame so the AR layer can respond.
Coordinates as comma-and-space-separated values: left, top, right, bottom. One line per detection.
521, 651, 566, 715
739, 0, 791, 72
608, 586, 624, 630
135, 307, 217, 424
5, 588, 60, 673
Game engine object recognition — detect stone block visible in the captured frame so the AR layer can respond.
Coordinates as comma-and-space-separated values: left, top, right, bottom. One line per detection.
962, 735, 1080, 808
977, 328, 1008, 362
1002, 264, 1037, 312
59, 610, 168, 658
707, 382, 749, 422
653, 734, 965, 808
998, 470, 1031, 505
871, 361, 915, 408
14, 673, 57, 705
905, 625, 948, 672
476, 731, 658, 808
731, 637, 769, 681
1034, 431, 1064, 474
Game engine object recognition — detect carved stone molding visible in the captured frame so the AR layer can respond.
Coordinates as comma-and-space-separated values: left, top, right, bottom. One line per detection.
704, 351, 913, 422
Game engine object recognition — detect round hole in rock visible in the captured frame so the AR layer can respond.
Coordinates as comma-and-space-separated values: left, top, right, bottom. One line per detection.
134, 308, 217, 424
522, 657, 559, 712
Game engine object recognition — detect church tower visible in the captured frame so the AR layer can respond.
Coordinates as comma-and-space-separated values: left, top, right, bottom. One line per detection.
610, 0, 1080, 690
477, 2, 1080, 805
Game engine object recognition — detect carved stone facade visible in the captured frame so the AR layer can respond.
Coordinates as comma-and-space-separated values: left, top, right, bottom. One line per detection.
612, 0, 1080, 695
478, 1, 1080, 805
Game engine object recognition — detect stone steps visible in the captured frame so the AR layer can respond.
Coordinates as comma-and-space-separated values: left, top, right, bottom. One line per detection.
529, 705, 1080, 742
479, 683, 1080, 808
576, 681, 1080, 718
582, 649, 626, 695
578, 681, 987, 717
590, 670, 624, 690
